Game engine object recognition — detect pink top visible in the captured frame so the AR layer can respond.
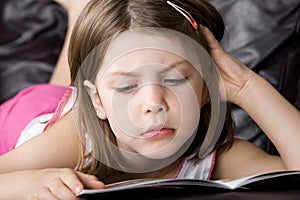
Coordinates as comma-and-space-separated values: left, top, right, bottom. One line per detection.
0, 84, 66, 155
175, 151, 216, 180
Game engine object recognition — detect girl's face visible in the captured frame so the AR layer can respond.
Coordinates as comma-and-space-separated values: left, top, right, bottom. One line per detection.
93, 49, 207, 160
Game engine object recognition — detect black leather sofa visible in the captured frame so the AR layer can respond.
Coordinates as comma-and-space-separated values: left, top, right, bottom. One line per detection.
211, 0, 300, 155
0, 0, 299, 155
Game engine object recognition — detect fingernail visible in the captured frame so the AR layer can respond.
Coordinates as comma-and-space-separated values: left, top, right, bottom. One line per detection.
75, 186, 82, 195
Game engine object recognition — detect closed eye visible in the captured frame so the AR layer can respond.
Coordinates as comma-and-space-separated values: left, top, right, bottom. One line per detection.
164, 77, 188, 85
115, 84, 138, 93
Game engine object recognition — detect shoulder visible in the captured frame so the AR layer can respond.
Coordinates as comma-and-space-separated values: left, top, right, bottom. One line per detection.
211, 139, 285, 180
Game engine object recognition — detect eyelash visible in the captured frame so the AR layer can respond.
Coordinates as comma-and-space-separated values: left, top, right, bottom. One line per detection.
115, 84, 138, 93
164, 77, 188, 85
115, 77, 188, 94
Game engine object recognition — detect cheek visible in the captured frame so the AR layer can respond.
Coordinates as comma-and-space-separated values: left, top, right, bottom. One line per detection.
189, 76, 206, 107
176, 89, 200, 121
171, 81, 201, 133
103, 106, 135, 148
98, 90, 128, 135
102, 91, 145, 138
127, 96, 144, 127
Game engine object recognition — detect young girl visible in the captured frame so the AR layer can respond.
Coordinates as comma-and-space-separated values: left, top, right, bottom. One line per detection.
0, 0, 299, 199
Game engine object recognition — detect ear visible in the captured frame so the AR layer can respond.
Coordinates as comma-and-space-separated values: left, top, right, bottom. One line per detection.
83, 80, 107, 120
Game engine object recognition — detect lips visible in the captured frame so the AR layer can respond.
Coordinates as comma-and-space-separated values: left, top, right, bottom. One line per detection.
141, 128, 175, 140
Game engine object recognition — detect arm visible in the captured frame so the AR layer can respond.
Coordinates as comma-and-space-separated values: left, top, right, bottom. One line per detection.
0, 168, 104, 200
236, 70, 300, 169
201, 25, 300, 178
0, 113, 104, 199
0, 112, 80, 173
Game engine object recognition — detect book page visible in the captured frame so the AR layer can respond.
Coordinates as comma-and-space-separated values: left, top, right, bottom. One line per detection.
79, 170, 300, 195
215, 170, 300, 189
80, 178, 233, 195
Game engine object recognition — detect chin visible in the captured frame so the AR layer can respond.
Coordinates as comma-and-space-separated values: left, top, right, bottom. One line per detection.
139, 145, 184, 160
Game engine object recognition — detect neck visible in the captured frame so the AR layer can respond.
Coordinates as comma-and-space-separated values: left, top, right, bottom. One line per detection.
103, 158, 184, 184
137, 157, 184, 179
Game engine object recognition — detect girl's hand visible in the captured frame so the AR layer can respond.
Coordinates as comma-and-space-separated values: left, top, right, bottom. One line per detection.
201, 25, 257, 105
21, 168, 104, 200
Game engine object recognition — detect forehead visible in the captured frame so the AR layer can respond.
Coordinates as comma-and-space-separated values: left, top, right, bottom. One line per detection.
107, 49, 185, 70
99, 28, 209, 74
92, 28, 212, 83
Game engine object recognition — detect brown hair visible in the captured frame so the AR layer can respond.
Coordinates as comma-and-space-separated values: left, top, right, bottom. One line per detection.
69, 0, 234, 180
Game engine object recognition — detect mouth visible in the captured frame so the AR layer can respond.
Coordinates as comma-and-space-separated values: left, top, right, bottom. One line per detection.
141, 128, 175, 140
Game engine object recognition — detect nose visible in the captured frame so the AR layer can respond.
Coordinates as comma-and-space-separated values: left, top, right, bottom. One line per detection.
146, 104, 165, 114
142, 84, 168, 115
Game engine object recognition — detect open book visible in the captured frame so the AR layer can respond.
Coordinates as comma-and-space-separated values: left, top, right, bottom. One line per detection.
79, 170, 300, 196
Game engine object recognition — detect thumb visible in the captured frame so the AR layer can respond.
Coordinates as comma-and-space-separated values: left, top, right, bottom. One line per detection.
76, 171, 105, 189
59, 170, 104, 195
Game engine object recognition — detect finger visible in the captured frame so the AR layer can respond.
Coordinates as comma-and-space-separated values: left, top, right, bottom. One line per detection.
59, 169, 85, 195
49, 179, 78, 200
34, 187, 60, 200
200, 24, 223, 52
76, 171, 105, 189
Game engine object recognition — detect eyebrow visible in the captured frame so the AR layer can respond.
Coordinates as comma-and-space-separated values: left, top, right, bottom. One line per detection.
110, 70, 140, 78
164, 59, 187, 72
109, 59, 187, 78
